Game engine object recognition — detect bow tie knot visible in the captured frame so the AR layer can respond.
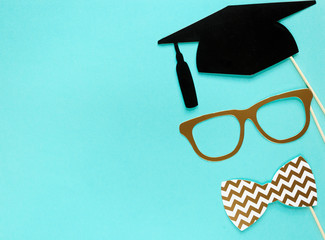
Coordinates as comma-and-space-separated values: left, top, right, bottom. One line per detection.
221, 156, 317, 231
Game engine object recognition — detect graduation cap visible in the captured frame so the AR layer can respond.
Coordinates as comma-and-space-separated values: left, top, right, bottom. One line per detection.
158, 1, 316, 108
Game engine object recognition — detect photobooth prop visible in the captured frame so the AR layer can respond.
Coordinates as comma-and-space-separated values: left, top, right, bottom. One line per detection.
220, 156, 325, 238
180, 89, 313, 161
158, 1, 316, 109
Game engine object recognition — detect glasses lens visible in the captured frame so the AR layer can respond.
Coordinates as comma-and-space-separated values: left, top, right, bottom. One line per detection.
256, 97, 306, 140
192, 115, 240, 158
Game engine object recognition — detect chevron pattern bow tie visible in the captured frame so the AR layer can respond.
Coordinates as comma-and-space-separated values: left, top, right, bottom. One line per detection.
221, 156, 317, 231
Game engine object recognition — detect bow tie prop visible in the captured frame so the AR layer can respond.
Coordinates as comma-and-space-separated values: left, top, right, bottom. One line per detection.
221, 156, 325, 238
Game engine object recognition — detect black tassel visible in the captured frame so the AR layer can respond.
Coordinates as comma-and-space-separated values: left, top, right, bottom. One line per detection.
174, 43, 198, 108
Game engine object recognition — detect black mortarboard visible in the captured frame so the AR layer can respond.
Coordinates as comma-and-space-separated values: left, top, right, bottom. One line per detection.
158, 1, 316, 108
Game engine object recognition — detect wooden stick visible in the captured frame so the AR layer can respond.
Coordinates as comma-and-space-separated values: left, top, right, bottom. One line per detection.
309, 206, 325, 239
310, 106, 325, 143
290, 56, 325, 115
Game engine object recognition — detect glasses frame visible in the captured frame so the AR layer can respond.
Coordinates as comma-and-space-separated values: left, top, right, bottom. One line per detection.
179, 89, 313, 161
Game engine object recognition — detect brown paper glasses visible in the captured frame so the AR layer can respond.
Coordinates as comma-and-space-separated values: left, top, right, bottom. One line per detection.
179, 89, 313, 161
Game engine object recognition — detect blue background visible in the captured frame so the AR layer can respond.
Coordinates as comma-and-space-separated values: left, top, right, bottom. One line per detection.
0, 0, 324, 239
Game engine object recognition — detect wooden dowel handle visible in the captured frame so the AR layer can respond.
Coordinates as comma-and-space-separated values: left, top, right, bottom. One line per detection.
310, 106, 325, 143
290, 56, 325, 115
309, 206, 325, 239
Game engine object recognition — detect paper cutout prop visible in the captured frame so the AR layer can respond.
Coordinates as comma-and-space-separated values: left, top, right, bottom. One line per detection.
158, 1, 315, 108
221, 156, 317, 231
174, 43, 198, 108
180, 89, 313, 161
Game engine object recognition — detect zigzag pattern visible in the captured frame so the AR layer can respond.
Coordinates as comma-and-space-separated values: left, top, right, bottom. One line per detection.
221, 156, 317, 231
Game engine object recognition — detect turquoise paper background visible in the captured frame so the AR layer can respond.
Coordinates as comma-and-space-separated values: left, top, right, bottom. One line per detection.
0, 0, 324, 239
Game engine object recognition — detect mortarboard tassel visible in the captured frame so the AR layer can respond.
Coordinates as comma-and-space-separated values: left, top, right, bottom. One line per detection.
174, 43, 198, 108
